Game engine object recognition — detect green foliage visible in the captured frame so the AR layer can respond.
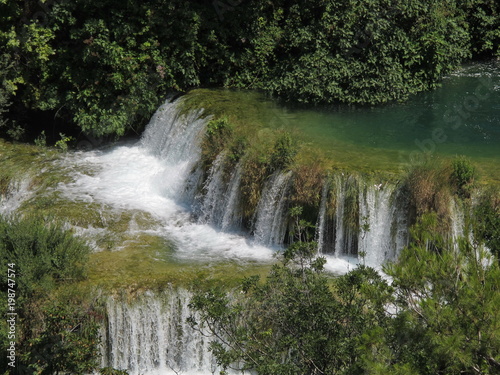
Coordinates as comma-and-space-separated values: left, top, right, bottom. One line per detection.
0, 56, 11, 130
409, 212, 447, 252
385, 237, 500, 374
24, 300, 100, 375
99, 368, 130, 375
34, 130, 46, 147
0, 215, 105, 373
451, 156, 477, 198
1, 0, 495, 138
268, 132, 298, 173
190, 258, 392, 375
473, 189, 500, 258
0, 215, 90, 297
190, 210, 393, 374
55, 133, 74, 152
461, 0, 500, 58
191, 205, 500, 375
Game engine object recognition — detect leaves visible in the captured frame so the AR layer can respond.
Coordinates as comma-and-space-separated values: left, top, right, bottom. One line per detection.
1, 0, 497, 137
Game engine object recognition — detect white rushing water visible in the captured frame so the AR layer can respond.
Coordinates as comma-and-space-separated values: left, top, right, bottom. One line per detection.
102, 289, 216, 375
253, 172, 292, 246
58, 97, 412, 269
59, 99, 274, 263
50, 96, 438, 375
0, 178, 33, 216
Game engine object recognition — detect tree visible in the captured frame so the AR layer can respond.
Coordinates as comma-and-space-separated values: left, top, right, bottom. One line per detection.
189, 210, 393, 374
383, 236, 500, 374
0, 215, 103, 373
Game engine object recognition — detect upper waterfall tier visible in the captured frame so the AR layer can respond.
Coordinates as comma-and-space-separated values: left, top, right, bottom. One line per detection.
54, 93, 471, 272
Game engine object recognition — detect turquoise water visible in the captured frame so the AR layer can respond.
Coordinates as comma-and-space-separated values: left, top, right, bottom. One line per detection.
265, 62, 500, 181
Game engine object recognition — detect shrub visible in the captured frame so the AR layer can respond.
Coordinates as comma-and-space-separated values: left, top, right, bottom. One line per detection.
201, 117, 233, 169
268, 132, 298, 173
0, 215, 90, 296
451, 156, 477, 198
0, 215, 100, 373
473, 189, 500, 258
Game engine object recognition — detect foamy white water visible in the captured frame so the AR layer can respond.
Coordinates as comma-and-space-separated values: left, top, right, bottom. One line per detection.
60, 144, 274, 262
58, 98, 362, 273
0, 178, 33, 216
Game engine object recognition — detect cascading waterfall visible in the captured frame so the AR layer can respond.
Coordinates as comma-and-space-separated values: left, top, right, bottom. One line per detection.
59, 96, 410, 266
253, 172, 293, 246
197, 155, 243, 231
101, 289, 216, 375
328, 175, 358, 257
315, 181, 329, 253
6, 95, 469, 375
198, 153, 228, 225
0, 178, 33, 216
359, 184, 398, 267
315, 176, 409, 266
139, 100, 209, 201
220, 163, 244, 231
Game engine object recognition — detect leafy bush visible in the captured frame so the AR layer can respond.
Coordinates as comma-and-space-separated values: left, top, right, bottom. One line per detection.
23, 299, 101, 375
0, 215, 98, 373
190, 252, 392, 375
0, 215, 90, 296
191, 213, 500, 375
385, 236, 500, 374
268, 132, 298, 173
451, 156, 477, 198
1, 0, 495, 137
473, 189, 500, 258
461, 0, 500, 58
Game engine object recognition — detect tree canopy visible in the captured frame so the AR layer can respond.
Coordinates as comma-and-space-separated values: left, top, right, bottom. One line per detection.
0, 0, 499, 138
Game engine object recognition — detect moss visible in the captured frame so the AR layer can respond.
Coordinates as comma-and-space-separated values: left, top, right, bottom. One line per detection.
403, 158, 454, 235
84, 233, 273, 293
240, 150, 269, 223
201, 116, 234, 170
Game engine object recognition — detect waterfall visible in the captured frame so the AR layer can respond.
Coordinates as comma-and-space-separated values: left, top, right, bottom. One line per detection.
102, 289, 215, 375
0, 178, 33, 216
198, 153, 227, 225
139, 99, 210, 200
316, 177, 409, 266
220, 163, 243, 231
331, 175, 358, 257
253, 172, 292, 246
197, 155, 243, 231
333, 176, 347, 257
58, 96, 415, 267
140, 101, 207, 166
358, 184, 395, 267
315, 181, 328, 253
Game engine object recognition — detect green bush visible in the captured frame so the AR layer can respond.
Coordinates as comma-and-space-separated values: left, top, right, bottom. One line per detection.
0, 215, 90, 296
0, 0, 495, 137
0, 215, 99, 373
268, 132, 298, 173
451, 156, 477, 198
473, 190, 500, 258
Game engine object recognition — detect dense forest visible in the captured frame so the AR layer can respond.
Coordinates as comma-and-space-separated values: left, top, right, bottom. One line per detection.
0, 0, 499, 141
1, 1, 500, 374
